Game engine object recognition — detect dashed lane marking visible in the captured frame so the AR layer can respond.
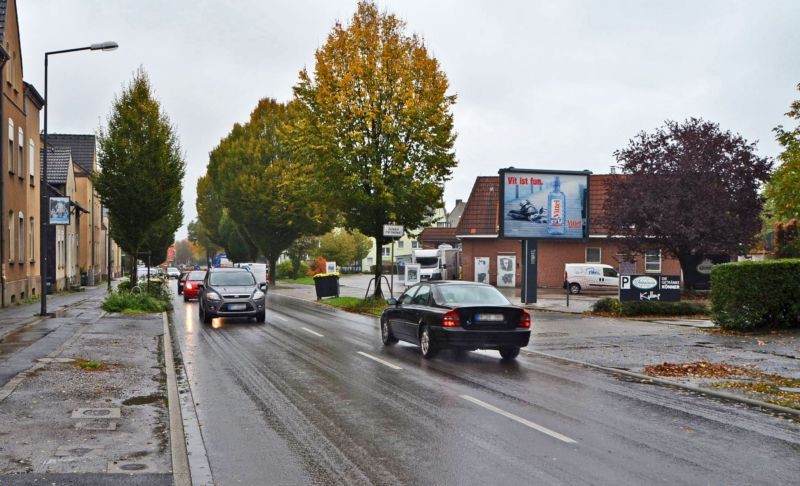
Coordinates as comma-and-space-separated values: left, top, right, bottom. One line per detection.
460, 395, 577, 444
356, 351, 403, 370
301, 327, 324, 337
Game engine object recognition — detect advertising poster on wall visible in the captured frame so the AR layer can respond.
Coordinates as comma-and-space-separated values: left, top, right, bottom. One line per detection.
474, 257, 489, 283
48, 197, 71, 225
326, 261, 337, 274
498, 169, 590, 239
497, 255, 516, 287
404, 263, 420, 286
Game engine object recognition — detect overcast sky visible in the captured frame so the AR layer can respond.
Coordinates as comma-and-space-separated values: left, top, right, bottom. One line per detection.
19, 0, 800, 239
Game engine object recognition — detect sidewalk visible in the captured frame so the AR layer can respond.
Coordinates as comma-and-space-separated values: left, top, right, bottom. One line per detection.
0, 286, 173, 484
274, 275, 800, 416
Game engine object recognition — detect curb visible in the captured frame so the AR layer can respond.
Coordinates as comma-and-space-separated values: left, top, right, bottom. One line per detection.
525, 349, 800, 418
163, 312, 191, 486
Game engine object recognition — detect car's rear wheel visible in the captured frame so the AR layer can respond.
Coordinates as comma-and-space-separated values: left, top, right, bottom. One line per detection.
420, 325, 438, 359
499, 346, 520, 361
381, 318, 398, 345
568, 283, 581, 295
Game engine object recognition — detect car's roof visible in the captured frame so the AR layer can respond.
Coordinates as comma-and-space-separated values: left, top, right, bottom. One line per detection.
209, 267, 250, 272
420, 280, 492, 287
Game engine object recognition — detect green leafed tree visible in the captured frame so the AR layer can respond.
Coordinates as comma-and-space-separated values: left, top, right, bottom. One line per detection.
765, 83, 800, 222
94, 68, 185, 286
206, 98, 334, 281
186, 219, 218, 267
291, 1, 457, 296
315, 229, 357, 267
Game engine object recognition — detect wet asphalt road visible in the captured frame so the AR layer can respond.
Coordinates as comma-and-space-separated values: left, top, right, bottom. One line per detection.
170, 283, 800, 486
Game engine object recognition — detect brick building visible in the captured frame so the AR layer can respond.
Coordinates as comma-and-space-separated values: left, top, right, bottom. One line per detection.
455, 175, 681, 289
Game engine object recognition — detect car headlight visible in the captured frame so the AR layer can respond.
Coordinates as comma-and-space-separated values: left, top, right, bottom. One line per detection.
253, 289, 265, 300
205, 291, 221, 301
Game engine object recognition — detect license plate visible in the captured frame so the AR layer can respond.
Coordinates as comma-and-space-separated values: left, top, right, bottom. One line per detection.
228, 303, 246, 311
475, 313, 504, 322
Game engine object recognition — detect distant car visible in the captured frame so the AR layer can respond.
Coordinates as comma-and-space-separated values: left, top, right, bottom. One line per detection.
182, 271, 207, 302
198, 268, 267, 324
136, 266, 159, 279
167, 267, 181, 279
381, 281, 531, 360
563, 263, 619, 294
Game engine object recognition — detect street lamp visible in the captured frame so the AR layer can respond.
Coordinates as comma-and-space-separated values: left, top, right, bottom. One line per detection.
40, 41, 118, 316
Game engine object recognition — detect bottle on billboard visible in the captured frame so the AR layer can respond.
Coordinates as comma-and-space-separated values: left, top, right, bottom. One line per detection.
547, 176, 566, 235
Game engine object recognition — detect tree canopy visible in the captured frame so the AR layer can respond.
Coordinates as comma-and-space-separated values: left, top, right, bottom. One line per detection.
765, 83, 800, 222
604, 118, 772, 286
291, 1, 457, 296
94, 69, 185, 285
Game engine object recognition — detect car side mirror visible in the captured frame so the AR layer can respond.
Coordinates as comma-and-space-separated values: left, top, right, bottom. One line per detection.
259, 282, 267, 290
387, 297, 398, 306
197, 283, 204, 290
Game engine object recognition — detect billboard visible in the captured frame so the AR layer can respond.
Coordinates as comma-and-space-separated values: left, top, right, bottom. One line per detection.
619, 274, 681, 302
48, 197, 71, 225
499, 169, 590, 239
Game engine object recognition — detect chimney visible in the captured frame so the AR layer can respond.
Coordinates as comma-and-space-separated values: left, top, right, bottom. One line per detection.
456, 199, 463, 205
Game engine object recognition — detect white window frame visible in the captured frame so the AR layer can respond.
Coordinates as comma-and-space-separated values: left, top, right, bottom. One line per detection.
7, 119, 13, 174
17, 127, 23, 177
397, 240, 404, 249
381, 247, 391, 257
411, 240, 420, 249
645, 250, 662, 273
585, 247, 601, 264
28, 139, 35, 186
18, 212, 24, 263
8, 211, 13, 262
29, 217, 34, 262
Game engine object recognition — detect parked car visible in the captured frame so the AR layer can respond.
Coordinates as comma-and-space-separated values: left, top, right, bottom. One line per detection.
381, 281, 531, 360
182, 271, 207, 302
167, 267, 181, 279
563, 263, 619, 294
198, 268, 267, 324
136, 266, 159, 279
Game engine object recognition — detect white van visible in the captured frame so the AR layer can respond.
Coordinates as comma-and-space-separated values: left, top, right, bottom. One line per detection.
236, 262, 270, 288
563, 263, 619, 294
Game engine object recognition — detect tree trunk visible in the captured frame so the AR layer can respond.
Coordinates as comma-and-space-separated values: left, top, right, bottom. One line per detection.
373, 232, 383, 298
129, 254, 137, 289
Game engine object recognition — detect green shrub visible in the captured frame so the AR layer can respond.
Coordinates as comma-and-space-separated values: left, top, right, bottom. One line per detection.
592, 297, 622, 314
711, 259, 800, 330
620, 301, 708, 317
102, 291, 171, 313
277, 260, 309, 279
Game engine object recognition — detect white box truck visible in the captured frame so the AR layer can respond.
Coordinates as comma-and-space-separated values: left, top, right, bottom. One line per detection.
412, 245, 459, 281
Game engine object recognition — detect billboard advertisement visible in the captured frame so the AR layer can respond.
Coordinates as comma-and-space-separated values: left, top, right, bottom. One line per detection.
499, 169, 590, 239
48, 197, 71, 225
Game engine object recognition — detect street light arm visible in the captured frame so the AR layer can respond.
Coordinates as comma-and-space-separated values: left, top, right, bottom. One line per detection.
45, 41, 118, 57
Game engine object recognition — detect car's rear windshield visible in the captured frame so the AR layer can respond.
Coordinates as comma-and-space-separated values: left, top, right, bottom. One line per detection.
188, 271, 206, 281
434, 285, 511, 306
209, 271, 256, 286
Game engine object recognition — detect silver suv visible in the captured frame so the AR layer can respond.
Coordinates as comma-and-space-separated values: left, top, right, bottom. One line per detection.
199, 268, 267, 324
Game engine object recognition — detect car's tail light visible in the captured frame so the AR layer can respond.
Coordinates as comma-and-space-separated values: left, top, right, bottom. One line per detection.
186, 283, 193, 290
518, 310, 532, 328
442, 309, 460, 327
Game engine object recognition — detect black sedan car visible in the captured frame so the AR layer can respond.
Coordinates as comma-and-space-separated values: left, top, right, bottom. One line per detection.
381, 281, 531, 360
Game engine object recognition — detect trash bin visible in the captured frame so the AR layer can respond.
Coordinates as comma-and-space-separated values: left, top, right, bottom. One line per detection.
313, 275, 339, 300
80, 272, 88, 286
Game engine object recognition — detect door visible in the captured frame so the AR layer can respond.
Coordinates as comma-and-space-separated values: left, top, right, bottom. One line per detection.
474, 257, 489, 283
406, 284, 432, 343
497, 256, 516, 287
602, 267, 619, 289
389, 285, 419, 340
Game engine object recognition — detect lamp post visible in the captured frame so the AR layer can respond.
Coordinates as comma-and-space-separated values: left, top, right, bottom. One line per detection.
41, 41, 118, 317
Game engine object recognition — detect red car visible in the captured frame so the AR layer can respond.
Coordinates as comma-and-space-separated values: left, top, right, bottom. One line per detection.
182, 271, 206, 301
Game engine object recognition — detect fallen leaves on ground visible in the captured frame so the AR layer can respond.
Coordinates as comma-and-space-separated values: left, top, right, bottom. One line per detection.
643, 361, 757, 379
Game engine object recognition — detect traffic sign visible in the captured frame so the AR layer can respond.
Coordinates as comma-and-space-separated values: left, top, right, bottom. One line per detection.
383, 224, 404, 238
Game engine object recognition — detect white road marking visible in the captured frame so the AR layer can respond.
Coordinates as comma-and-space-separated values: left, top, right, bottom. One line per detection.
302, 327, 324, 337
460, 395, 577, 444
356, 351, 403, 370
270, 313, 288, 322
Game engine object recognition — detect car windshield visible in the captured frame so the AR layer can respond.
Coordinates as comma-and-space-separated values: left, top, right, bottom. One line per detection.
416, 257, 439, 268
210, 271, 256, 286
434, 284, 511, 306
188, 271, 206, 281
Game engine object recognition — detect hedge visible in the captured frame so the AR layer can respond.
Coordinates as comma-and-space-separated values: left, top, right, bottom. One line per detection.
590, 298, 706, 317
710, 259, 800, 330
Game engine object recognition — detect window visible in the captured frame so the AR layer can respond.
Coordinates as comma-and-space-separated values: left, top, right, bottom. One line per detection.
397, 240, 404, 249
18, 213, 23, 262
28, 139, 35, 185
411, 240, 420, 249
17, 127, 23, 177
381, 247, 391, 257
8, 211, 13, 262
585, 247, 601, 263
7, 119, 13, 174
645, 250, 661, 273
410, 285, 431, 305
603, 267, 618, 278
29, 217, 34, 261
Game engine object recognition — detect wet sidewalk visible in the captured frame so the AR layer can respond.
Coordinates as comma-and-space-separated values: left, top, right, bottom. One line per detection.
0, 287, 173, 484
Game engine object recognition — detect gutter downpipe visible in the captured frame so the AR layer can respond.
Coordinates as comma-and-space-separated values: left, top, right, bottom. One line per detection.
0, 45, 10, 307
